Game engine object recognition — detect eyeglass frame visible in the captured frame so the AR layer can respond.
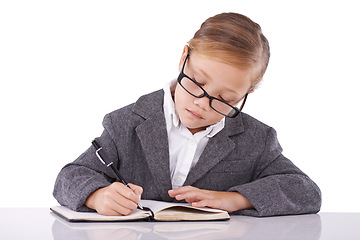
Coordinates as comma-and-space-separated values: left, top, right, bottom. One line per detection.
177, 54, 248, 118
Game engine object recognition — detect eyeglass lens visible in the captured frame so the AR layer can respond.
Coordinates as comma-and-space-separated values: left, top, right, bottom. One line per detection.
179, 77, 239, 117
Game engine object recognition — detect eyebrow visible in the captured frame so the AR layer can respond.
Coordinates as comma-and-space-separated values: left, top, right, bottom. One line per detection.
198, 68, 211, 81
199, 69, 240, 96
188, 57, 242, 98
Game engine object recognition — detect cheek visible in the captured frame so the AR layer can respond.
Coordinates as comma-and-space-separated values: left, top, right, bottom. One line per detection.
207, 112, 225, 124
174, 85, 225, 124
174, 85, 190, 109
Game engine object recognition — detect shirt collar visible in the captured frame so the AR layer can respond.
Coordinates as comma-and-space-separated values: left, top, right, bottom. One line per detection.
163, 79, 225, 138
163, 79, 180, 130
206, 118, 225, 138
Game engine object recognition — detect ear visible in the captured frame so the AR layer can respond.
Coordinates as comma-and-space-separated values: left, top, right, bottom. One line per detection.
179, 45, 190, 71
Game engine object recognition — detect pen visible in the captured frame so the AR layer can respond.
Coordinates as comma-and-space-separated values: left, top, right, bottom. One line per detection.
91, 139, 144, 210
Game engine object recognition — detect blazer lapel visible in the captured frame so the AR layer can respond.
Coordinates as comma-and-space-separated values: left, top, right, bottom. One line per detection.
184, 114, 245, 186
133, 90, 173, 201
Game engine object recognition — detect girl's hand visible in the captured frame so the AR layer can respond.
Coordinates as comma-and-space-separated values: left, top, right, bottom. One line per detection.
85, 182, 143, 216
168, 186, 253, 212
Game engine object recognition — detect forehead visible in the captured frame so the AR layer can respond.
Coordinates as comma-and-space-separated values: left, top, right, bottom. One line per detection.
188, 53, 254, 94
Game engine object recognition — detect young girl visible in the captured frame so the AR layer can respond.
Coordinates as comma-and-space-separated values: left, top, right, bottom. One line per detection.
53, 12, 321, 217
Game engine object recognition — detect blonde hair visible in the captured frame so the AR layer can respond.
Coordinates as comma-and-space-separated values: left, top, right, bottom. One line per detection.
188, 12, 270, 89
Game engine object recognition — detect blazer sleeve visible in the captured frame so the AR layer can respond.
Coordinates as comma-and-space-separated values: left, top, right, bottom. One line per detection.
53, 113, 123, 211
228, 127, 322, 217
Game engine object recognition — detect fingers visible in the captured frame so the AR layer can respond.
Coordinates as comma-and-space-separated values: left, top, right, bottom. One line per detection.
168, 186, 205, 203
168, 186, 248, 211
171, 189, 218, 209
86, 182, 143, 216
111, 183, 139, 208
191, 199, 212, 208
114, 182, 142, 204
168, 186, 198, 197
101, 193, 136, 216
128, 183, 143, 200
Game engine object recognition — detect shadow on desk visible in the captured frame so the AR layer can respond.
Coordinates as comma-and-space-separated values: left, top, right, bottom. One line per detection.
51, 212, 321, 240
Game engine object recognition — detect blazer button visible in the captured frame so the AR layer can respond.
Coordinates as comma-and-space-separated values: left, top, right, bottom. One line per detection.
174, 175, 183, 185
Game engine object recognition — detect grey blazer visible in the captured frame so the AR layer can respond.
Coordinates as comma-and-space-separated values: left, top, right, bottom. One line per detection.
53, 89, 321, 217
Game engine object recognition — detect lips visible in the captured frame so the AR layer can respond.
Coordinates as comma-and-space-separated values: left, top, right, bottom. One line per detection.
186, 109, 203, 119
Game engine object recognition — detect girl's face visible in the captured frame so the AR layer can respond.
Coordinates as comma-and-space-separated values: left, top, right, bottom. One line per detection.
174, 47, 254, 134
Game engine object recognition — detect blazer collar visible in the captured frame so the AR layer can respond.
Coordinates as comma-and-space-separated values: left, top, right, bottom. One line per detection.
224, 112, 245, 136
132, 89, 165, 119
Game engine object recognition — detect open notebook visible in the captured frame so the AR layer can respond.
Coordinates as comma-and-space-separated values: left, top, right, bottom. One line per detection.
51, 199, 230, 222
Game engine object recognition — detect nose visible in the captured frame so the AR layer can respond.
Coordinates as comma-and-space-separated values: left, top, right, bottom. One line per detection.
193, 96, 211, 111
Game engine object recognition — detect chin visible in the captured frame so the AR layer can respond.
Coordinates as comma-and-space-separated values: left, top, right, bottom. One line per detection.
183, 121, 208, 132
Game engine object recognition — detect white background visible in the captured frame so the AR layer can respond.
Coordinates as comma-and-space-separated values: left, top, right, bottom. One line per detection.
1, 0, 359, 212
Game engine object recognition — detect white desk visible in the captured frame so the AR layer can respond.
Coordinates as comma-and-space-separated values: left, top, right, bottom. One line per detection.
0, 208, 359, 240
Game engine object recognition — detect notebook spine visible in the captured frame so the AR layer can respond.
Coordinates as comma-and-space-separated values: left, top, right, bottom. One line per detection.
141, 206, 155, 221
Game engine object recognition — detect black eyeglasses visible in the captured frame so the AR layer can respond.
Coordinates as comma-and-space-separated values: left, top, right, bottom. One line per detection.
177, 54, 248, 118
